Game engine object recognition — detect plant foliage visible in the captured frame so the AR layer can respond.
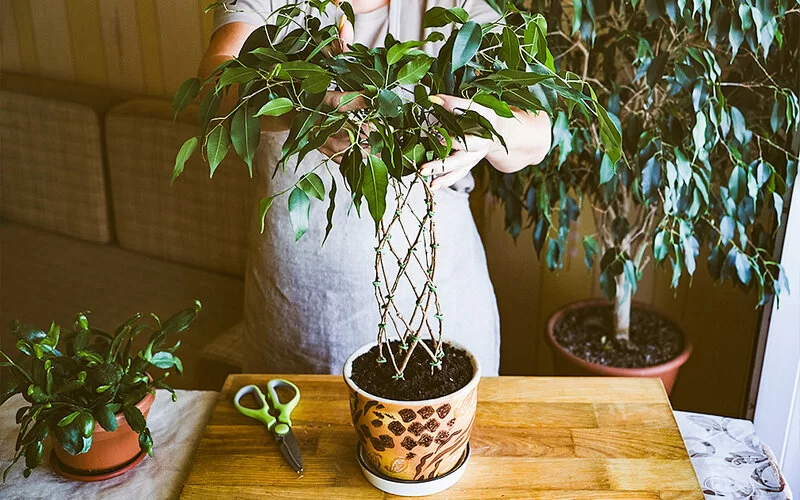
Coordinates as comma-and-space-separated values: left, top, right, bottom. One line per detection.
173, 0, 616, 376
0, 301, 201, 479
485, 0, 799, 339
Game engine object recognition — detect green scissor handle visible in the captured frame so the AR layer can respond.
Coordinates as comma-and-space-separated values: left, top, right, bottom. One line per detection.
233, 379, 300, 436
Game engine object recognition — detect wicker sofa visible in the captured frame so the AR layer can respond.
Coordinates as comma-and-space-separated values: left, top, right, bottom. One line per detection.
0, 73, 255, 390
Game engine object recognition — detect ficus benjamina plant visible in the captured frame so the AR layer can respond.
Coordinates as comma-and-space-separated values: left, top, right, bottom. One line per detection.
171, 0, 618, 377
484, 0, 799, 344
0, 301, 201, 480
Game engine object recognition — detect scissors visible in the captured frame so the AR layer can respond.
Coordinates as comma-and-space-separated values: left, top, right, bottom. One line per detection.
233, 379, 303, 473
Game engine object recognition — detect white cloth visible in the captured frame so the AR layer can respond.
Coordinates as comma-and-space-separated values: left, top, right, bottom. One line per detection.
675, 411, 794, 499
0, 391, 218, 500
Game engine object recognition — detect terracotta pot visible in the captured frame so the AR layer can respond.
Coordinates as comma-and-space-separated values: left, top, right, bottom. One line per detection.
51, 390, 155, 478
343, 340, 481, 484
546, 299, 692, 394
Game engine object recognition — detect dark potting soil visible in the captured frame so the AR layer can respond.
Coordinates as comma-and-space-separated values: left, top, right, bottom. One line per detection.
350, 341, 473, 401
553, 305, 684, 368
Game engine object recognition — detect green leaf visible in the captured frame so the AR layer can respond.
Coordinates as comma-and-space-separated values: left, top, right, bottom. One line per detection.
216, 67, 259, 89
258, 196, 275, 234
58, 411, 80, 428
451, 21, 482, 71
198, 91, 221, 133
599, 153, 614, 184
169, 133, 203, 181
387, 41, 423, 65
139, 428, 153, 457
582, 236, 599, 269
24, 441, 43, 470
646, 52, 669, 87
322, 178, 337, 246
692, 111, 707, 159
720, 216, 735, 244
123, 405, 146, 434
423, 6, 469, 28
299, 173, 325, 200
654, 231, 669, 261
473, 93, 513, 118
396, 57, 433, 86
288, 187, 311, 241
94, 404, 118, 432
502, 26, 521, 71
301, 73, 332, 93
377, 89, 403, 118
363, 154, 389, 228
172, 78, 201, 116
734, 250, 751, 285
206, 126, 230, 178
230, 102, 261, 175
596, 105, 622, 164
255, 98, 294, 117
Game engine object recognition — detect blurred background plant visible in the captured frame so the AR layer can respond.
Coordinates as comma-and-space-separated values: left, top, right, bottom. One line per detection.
486, 0, 800, 343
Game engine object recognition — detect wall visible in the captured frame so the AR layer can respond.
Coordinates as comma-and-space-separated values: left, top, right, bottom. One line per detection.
0, 0, 763, 417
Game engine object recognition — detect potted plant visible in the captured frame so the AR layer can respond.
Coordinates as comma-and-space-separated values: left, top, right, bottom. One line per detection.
172, 0, 616, 494
485, 0, 799, 392
0, 301, 201, 481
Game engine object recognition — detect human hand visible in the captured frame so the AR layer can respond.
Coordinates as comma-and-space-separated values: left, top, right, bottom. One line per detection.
419, 95, 503, 190
420, 94, 552, 189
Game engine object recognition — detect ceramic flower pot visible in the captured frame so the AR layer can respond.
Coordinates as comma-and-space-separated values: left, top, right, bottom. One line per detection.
343, 340, 481, 489
546, 299, 692, 394
50, 390, 155, 480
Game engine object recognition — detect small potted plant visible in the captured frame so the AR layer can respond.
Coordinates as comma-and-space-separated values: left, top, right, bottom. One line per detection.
0, 301, 201, 481
173, 0, 615, 494
486, 0, 799, 391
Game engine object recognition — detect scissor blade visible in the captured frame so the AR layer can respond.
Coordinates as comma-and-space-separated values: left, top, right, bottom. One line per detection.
276, 429, 303, 473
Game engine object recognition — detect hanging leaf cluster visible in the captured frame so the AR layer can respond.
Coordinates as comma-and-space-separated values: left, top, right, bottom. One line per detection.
171, 0, 617, 241
487, 0, 799, 310
0, 302, 201, 479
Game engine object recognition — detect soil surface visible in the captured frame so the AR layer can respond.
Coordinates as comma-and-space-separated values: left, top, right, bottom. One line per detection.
553, 304, 684, 368
350, 340, 473, 401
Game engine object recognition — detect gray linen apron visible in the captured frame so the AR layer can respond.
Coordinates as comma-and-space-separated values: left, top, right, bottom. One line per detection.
209, 0, 501, 375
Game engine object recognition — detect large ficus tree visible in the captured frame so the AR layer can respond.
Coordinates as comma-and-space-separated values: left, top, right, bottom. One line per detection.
172, 1, 619, 376
488, 0, 799, 342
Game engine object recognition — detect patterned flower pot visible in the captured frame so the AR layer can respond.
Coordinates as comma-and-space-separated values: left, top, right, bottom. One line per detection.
343, 340, 481, 490
546, 299, 692, 394
50, 390, 155, 480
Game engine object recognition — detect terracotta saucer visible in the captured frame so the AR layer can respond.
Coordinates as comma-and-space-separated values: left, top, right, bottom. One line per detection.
49, 450, 147, 482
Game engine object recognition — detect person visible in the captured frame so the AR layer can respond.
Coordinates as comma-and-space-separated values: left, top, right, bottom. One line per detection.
199, 0, 552, 376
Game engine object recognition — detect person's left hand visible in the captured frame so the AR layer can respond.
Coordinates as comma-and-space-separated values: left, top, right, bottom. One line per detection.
419, 95, 502, 191
420, 93, 552, 190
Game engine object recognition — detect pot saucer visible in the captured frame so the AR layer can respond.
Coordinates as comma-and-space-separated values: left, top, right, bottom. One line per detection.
49, 449, 147, 482
356, 442, 470, 496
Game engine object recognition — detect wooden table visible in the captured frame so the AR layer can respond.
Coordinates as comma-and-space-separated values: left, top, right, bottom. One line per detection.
181, 375, 702, 499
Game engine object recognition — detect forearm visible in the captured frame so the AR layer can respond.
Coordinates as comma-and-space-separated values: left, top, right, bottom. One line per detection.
485, 110, 552, 173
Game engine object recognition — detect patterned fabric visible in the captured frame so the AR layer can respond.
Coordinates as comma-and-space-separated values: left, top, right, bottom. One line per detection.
105, 100, 254, 277
0, 91, 110, 243
0, 222, 244, 390
675, 411, 793, 499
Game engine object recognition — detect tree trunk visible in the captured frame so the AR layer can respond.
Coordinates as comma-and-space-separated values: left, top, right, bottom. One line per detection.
613, 274, 632, 343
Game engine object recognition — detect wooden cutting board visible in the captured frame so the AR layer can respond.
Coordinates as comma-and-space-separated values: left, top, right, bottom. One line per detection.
181, 375, 702, 499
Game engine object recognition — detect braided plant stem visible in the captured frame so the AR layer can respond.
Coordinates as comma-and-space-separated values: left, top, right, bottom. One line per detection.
373, 172, 444, 378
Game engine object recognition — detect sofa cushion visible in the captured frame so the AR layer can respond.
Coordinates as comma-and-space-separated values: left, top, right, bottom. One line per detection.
105, 100, 254, 276
0, 221, 244, 390
0, 91, 111, 243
